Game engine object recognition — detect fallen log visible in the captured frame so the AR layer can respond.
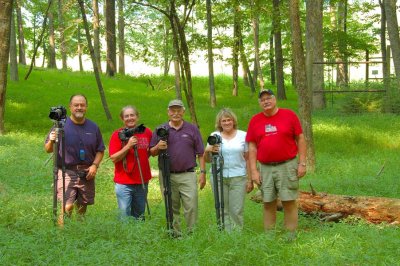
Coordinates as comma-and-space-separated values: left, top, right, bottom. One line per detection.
250, 190, 400, 225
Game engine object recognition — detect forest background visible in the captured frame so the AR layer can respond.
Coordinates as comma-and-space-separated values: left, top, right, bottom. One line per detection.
0, 0, 399, 265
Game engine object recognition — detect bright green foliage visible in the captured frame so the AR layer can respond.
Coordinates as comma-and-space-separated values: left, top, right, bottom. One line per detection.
1, 67, 399, 265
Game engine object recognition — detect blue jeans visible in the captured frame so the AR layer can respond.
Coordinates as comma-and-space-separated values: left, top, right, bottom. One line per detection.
115, 183, 148, 220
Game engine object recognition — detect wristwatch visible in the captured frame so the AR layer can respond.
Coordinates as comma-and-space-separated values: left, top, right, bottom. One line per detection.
200, 169, 207, 174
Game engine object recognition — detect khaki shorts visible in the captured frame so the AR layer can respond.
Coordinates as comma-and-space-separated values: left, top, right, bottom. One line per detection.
57, 169, 95, 205
259, 158, 299, 202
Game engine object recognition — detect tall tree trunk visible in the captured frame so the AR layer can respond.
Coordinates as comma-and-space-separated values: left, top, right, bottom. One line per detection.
269, 33, 276, 85
105, 0, 116, 77
15, 0, 25, 65
206, 0, 216, 107
77, 18, 83, 72
0, 0, 13, 135
170, 18, 181, 98
232, 2, 239, 96
251, 0, 264, 90
379, 0, 391, 113
273, 0, 286, 100
384, 0, 400, 91
47, 10, 56, 68
173, 56, 181, 98
77, 0, 112, 121
163, 19, 171, 76
92, 0, 101, 73
9, 4, 18, 81
32, 13, 37, 67
306, 0, 325, 109
42, 41, 46, 67
131, 0, 198, 126
239, 32, 255, 93
289, 0, 315, 172
117, 0, 125, 75
170, 2, 198, 126
336, 0, 348, 87
58, 0, 67, 70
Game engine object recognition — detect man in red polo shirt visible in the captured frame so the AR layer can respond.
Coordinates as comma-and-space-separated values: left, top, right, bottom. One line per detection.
246, 89, 306, 236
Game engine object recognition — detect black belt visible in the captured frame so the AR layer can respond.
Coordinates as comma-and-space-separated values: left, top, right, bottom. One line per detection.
64, 164, 90, 171
170, 167, 195, 174
263, 157, 295, 166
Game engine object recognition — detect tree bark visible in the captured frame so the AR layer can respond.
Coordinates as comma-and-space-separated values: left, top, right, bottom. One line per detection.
289, 0, 315, 172
92, 0, 101, 73
269, 33, 275, 85
58, 0, 67, 70
77, 15, 83, 72
163, 19, 171, 76
239, 30, 255, 93
335, 0, 348, 87
0, 0, 13, 135
273, 0, 286, 100
117, 0, 125, 75
379, 0, 391, 113
251, 190, 400, 225
77, 0, 112, 121
206, 0, 216, 107
306, 0, 325, 109
251, 0, 264, 90
232, 2, 239, 96
384, 0, 400, 91
47, 10, 57, 68
9, 4, 18, 81
105, 0, 116, 77
15, 0, 25, 65
170, 1, 199, 126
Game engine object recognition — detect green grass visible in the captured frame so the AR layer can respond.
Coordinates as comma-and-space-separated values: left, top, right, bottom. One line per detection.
0, 66, 399, 265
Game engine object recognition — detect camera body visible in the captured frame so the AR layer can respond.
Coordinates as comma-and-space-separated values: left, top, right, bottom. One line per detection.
207, 134, 222, 145
156, 126, 169, 141
49, 106, 67, 121
118, 124, 146, 141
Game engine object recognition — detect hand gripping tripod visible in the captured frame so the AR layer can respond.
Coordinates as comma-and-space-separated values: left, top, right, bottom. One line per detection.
211, 152, 224, 230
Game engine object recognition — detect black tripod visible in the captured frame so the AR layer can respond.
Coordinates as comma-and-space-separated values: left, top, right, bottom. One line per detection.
52, 121, 66, 225
211, 152, 224, 230
159, 149, 173, 235
133, 145, 151, 217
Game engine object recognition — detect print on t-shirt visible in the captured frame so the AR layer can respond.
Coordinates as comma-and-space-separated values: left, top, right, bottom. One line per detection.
265, 124, 277, 135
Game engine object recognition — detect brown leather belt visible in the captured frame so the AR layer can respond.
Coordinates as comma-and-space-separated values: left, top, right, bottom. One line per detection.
170, 167, 195, 174
65, 164, 90, 171
263, 157, 296, 166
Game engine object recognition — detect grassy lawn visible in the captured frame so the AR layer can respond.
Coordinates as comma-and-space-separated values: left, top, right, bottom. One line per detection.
0, 66, 399, 265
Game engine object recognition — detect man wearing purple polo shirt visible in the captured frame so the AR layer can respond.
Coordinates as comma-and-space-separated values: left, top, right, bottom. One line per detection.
150, 99, 206, 236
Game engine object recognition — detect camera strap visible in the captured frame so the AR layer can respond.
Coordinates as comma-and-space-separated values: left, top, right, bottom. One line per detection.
121, 140, 134, 173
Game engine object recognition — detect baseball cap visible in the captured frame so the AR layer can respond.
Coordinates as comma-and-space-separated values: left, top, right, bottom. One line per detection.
258, 89, 275, 98
168, 99, 185, 108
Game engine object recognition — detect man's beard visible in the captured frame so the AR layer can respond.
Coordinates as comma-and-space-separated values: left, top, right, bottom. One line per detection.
74, 112, 85, 118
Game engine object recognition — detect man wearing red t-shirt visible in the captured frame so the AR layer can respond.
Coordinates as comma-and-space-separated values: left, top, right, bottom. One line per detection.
246, 89, 306, 235
109, 106, 153, 220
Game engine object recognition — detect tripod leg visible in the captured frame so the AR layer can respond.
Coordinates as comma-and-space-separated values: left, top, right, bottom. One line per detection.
133, 146, 151, 218
212, 155, 222, 230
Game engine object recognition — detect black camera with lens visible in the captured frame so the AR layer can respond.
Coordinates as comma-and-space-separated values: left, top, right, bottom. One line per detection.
207, 134, 222, 145
156, 126, 169, 141
118, 124, 146, 141
49, 106, 67, 121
